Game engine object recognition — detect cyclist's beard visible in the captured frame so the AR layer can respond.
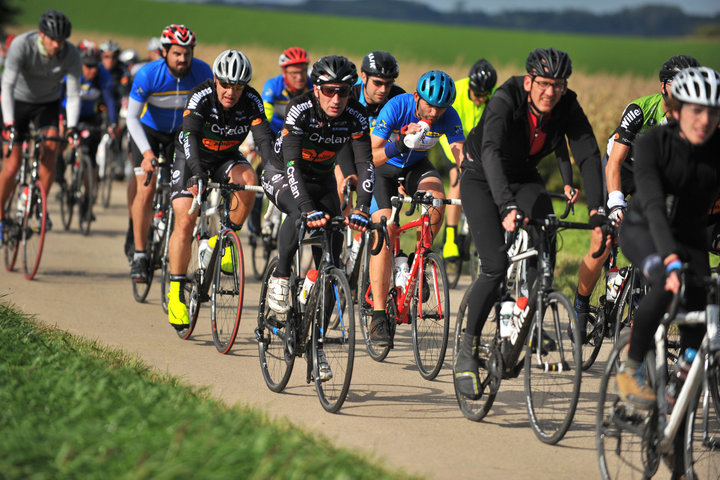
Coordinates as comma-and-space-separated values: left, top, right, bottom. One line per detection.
167, 60, 190, 79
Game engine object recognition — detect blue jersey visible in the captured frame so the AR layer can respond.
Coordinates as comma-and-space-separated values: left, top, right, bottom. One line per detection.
129, 58, 212, 134
62, 65, 117, 123
261, 74, 313, 134
373, 93, 464, 168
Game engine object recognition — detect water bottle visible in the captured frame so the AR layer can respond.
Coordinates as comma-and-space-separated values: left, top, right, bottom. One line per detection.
666, 348, 697, 404
606, 267, 625, 303
299, 269, 318, 305
17, 186, 28, 212
152, 211, 165, 243
403, 120, 431, 149
198, 238, 212, 269
394, 252, 410, 292
499, 298, 515, 338
346, 232, 362, 273
509, 297, 529, 344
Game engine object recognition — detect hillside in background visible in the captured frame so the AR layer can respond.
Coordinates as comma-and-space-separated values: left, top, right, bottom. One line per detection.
227, 0, 720, 37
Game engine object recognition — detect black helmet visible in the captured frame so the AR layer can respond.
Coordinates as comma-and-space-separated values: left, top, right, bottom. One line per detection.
525, 48, 572, 79
468, 58, 497, 93
658, 55, 700, 83
78, 40, 100, 67
311, 55, 358, 85
38, 9, 72, 40
361, 51, 399, 79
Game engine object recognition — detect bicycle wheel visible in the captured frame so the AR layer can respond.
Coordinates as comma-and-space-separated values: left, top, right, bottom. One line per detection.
313, 267, 355, 413
524, 290, 582, 444
411, 251, 450, 380
99, 136, 114, 208
596, 331, 660, 480
444, 253, 463, 290
131, 228, 154, 303
257, 257, 296, 392
210, 230, 245, 354
452, 287, 498, 421
582, 274, 607, 371
176, 233, 200, 340
3, 183, 22, 272
22, 181, 47, 280
357, 235, 391, 362
77, 154, 95, 236
684, 359, 720, 480
58, 155, 75, 231
160, 208, 173, 314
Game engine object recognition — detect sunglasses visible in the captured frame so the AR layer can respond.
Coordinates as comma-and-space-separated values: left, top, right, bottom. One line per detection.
371, 78, 394, 88
318, 85, 351, 98
218, 81, 245, 92
471, 89, 491, 98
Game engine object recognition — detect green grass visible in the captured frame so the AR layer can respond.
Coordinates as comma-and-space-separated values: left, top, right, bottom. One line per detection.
0, 305, 415, 480
12, 0, 720, 76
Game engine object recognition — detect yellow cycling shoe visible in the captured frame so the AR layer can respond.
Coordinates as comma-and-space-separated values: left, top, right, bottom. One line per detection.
443, 240, 460, 259
167, 282, 189, 330
208, 235, 235, 274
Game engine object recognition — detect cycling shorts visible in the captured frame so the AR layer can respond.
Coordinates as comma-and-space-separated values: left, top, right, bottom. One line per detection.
12, 99, 60, 141
170, 148, 250, 200
370, 157, 441, 212
130, 124, 176, 170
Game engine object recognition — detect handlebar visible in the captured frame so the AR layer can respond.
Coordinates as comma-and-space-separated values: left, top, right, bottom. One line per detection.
368, 216, 389, 256
388, 190, 461, 225
340, 179, 356, 211
143, 157, 159, 187
188, 181, 264, 215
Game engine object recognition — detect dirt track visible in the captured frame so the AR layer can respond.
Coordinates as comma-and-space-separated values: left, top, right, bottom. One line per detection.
0, 182, 674, 480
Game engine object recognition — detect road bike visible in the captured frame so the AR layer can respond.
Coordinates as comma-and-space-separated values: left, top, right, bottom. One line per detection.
2, 128, 66, 280
256, 215, 357, 413
175, 180, 263, 354
357, 190, 460, 380
596, 272, 720, 479
57, 128, 96, 236
452, 212, 592, 444
96, 130, 124, 208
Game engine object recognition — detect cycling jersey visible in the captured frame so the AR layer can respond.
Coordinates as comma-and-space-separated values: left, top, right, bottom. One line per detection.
267, 90, 374, 213
178, 78, 274, 178
1, 30, 81, 128
439, 77, 497, 163
261, 73, 312, 134
605, 93, 668, 195
463, 75, 603, 213
127, 57, 212, 153
373, 93, 464, 169
62, 64, 117, 124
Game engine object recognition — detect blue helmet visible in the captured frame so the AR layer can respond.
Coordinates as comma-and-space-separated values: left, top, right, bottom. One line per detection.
416, 70, 456, 108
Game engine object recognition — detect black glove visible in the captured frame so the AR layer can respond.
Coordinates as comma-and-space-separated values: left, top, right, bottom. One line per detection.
608, 205, 625, 223
66, 127, 78, 141
348, 209, 369, 230
306, 210, 326, 224
187, 173, 207, 189
589, 211, 608, 229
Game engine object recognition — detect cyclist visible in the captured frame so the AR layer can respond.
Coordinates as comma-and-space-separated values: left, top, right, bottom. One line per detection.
261, 46, 312, 135
367, 70, 465, 347
454, 48, 606, 399
615, 66, 720, 410
0, 9, 80, 236
99, 40, 130, 122
260, 55, 374, 378
604, 54, 700, 223
334, 50, 405, 213
438, 58, 498, 260
126, 24, 212, 282
166, 49, 275, 330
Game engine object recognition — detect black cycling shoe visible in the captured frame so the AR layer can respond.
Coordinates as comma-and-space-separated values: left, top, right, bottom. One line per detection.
369, 313, 391, 348
130, 256, 149, 283
569, 311, 589, 344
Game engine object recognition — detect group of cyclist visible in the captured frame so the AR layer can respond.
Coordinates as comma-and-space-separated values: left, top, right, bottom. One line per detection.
2, 10, 720, 468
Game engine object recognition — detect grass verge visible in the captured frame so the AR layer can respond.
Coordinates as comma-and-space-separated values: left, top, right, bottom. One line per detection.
0, 305, 417, 480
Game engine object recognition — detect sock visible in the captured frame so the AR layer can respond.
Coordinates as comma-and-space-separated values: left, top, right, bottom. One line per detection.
445, 225, 457, 244
133, 249, 147, 261
574, 290, 590, 313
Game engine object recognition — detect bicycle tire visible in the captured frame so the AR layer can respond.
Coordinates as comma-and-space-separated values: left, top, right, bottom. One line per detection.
131, 227, 154, 303
524, 290, 582, 444
257, 257, 296, 392
357, 236, 391, 362
175, 233, 201, 340
100, 136, 114, 208
581, 274, 607, 371
210, 230, 245, 354
160, 208, 173, 314
313, 267, 355, 413
3, 183, 22, 272
613, 268, 639, 346
21, 180, 47, 280
411, 251, 450, 380
452, 287, 498, 421
59, 156, 74, 231
596, 331, 659, 480
77, 154, 95, 236
684, 366, 720, 480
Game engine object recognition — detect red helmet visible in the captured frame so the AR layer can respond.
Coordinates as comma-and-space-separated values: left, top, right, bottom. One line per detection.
278, 47, 309, 68
160, 24, 196, 48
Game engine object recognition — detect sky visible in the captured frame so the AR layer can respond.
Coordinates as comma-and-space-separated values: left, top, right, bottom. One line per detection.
235, 0, 720, 16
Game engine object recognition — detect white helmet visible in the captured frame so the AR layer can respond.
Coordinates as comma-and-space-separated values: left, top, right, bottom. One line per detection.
671, 67, 720, 108
213, 49, 252, 86
118, 48, 139, 65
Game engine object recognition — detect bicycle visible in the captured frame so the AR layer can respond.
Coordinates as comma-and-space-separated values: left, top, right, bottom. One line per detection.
57, 128, 96, 235
2, 128, 66, 280
596, 272, 720, 479
452, 212, 592, 444
96, 129, 123, 208
176, 180, 264, 354
256, 215, 359, 413
357, 190, 460, 381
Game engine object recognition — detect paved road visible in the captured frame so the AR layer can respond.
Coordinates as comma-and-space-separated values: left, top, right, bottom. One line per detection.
0, 181, 673, 480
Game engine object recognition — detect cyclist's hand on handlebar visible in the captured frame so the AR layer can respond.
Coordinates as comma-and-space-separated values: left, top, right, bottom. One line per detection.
563, 185, 579, 203
187, 174, 206, 197
140, 150, 158, 175
608, 205, 625, 223
306, 210, 329, 228
664, 255, 682, 294
501, 207, 525, 232
65, 127, 78, 145
2, 123, 14, 141
347, 209, 369, 232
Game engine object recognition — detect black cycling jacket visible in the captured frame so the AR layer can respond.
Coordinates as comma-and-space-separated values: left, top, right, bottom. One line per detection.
180, 79, 275, 177
624, 121, 720, 259
463, 75, 603, 213
269, 90, 374, 213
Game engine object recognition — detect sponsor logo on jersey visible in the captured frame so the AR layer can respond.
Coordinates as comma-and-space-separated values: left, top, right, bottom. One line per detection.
251, 118, 262, 126
210, 123, 249, 136
620, 107, 642, 130
187, 86, 212, 111
308, 132, 348, 144
183, 109, 191, 117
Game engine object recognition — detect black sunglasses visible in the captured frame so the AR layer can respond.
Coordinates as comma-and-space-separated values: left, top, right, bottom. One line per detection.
319, 85, 351, 98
